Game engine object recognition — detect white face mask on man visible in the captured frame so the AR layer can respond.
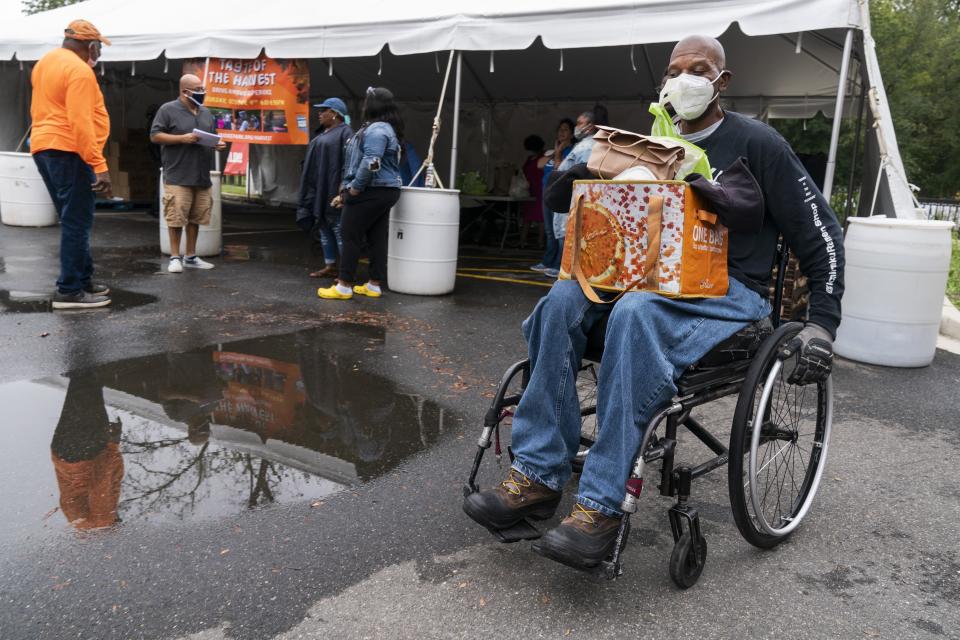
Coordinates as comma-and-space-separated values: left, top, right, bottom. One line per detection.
659, 72, 725, 121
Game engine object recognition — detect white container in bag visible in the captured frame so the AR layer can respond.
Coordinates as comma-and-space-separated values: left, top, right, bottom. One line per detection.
0, 151, 58, 227
833, 216, 955, 367
387, 187, 460, 295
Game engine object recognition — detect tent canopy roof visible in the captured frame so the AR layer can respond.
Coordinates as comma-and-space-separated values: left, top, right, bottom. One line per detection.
2, 0, 863, 61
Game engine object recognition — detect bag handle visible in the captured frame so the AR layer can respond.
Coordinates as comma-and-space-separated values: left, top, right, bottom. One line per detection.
696, 209, 717, 224
606, 132, 646, 150
571, 194, 663, 304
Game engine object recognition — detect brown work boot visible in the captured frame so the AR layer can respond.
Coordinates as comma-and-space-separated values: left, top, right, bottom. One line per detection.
533, 503, 622, 570
309, 264, 338, 278
463, 468, 562, 531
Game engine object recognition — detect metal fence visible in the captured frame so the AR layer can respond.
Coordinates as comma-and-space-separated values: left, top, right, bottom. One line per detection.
920, 199, 960, 225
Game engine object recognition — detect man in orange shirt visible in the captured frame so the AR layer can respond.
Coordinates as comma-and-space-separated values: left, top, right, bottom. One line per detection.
31, 20, 113, 309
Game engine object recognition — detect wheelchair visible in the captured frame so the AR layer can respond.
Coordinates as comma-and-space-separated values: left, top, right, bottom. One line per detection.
464, 243, 833, 588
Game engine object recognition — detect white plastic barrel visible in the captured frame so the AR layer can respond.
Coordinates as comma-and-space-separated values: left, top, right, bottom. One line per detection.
387, 187, 460, 295
159, 171, 222, 257
834, 217, 956, 367
0, 152, 58, 227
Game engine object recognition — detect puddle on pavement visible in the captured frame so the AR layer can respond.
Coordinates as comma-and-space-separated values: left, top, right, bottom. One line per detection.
0, 324, 446, 539
0, 252, 167, 283
0, 255, 47, 276
0, 288, 158, 313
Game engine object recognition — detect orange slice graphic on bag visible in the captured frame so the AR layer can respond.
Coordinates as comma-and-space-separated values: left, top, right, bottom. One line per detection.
559, 202, 624, 286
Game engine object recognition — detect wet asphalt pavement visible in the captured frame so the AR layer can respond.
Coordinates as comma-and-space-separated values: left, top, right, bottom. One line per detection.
0, 206, 958, 640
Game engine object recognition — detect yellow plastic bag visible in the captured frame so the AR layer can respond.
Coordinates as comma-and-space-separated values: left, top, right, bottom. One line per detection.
648, 103, 713, 181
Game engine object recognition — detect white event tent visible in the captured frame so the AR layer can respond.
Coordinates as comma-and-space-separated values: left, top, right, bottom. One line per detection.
0, 0, 918, 218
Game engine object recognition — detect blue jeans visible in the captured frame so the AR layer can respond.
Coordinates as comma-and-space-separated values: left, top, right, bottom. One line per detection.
541, 205, 561, 270
317, 213, 343, 265
510, 278, 770, 517
33, 150, 97, 295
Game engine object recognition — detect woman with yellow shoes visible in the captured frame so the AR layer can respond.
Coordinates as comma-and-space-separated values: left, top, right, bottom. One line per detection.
317, 87, 404, 301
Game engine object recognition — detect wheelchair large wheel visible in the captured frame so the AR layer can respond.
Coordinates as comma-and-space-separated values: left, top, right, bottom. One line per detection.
728, 322, 833, 548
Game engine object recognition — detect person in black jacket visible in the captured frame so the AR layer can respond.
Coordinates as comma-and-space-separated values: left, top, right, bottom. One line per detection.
296, 98, 354, 278
463, 34, 845, 571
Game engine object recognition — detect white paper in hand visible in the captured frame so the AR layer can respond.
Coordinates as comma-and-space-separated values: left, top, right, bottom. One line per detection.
192, 128, 222, 148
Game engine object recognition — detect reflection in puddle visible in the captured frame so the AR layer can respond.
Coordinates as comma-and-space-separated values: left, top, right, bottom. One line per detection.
0, 288, 159, 313
50, 375, 124, 529
0, 325, 445, 537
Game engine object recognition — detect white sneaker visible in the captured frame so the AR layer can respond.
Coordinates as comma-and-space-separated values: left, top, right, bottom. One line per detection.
168, 257, 183, 273
183, 256, 214, 270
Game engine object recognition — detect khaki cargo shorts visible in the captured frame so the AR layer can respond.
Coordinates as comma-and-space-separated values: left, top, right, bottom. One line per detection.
162, 184, 213, 227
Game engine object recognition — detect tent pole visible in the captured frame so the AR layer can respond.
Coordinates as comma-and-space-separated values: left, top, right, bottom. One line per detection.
823, 29, 854, 203
449, 51, 462, 189
844, 75, 867, 221
245, 149, 251, 200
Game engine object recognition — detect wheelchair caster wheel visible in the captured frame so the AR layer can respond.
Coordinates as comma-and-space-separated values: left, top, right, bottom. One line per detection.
669, 532, 707, 589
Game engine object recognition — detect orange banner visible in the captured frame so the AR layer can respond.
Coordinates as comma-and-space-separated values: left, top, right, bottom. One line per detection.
184, 55, 310, 145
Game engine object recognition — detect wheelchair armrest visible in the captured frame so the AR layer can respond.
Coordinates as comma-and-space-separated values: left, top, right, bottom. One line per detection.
692, 317, 774, 369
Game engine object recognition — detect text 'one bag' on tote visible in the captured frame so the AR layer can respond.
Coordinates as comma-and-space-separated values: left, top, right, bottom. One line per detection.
559, 180, 729, 302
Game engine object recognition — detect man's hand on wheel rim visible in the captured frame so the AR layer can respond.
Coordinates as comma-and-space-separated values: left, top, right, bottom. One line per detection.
780, 323, 833, 386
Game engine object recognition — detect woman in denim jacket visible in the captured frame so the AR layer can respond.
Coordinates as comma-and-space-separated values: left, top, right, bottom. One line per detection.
318, 87, 403, 300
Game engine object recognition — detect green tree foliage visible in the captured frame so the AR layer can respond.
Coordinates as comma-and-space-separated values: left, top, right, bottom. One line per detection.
773, 0, 960, 201
21, 0, 83, 15
872, 0, 960, 199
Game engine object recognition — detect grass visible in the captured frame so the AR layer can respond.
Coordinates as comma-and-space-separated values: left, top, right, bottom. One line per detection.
949, 236, 960, 308
221, 183, 246, 197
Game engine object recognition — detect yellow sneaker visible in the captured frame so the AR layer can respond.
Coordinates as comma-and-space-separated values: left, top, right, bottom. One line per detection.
353, 283, 382, 298
317, 285, 353, 300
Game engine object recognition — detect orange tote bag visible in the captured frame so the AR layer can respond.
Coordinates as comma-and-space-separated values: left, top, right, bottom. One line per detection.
559, 180, 728, 302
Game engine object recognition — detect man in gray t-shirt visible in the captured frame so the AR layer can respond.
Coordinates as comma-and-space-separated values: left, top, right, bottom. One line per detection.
150, 74, 225, 273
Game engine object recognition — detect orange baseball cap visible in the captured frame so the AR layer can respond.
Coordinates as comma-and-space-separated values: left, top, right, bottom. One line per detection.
64, 19, 112, 46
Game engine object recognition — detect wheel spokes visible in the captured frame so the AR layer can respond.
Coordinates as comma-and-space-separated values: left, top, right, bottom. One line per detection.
749, 357, 829, 534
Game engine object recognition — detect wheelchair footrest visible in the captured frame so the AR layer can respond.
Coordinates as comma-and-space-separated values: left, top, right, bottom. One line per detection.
490, 519, 542, 543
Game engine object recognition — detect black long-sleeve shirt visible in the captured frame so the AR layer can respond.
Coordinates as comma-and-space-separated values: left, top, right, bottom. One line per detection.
296, 122, 353, 229
698, 111, 845, 337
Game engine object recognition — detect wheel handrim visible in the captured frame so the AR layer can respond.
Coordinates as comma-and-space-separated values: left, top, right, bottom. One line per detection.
747, 359, 832, 537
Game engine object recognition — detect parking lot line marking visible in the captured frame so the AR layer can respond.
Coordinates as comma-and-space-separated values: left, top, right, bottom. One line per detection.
222, 229, 300, 236
457, 267, 545, 273
456, 273, 553, 288
460, 255, 537, 262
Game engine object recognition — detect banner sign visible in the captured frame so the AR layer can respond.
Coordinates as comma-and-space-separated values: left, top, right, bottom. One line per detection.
184, 55, 310, 145
223, 142, 249, 176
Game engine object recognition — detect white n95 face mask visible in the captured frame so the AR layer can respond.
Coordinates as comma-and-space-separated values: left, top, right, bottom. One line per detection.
659, 73, 723, 121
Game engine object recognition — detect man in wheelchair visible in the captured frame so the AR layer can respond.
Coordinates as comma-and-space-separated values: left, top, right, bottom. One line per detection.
463, 35, 845, 571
